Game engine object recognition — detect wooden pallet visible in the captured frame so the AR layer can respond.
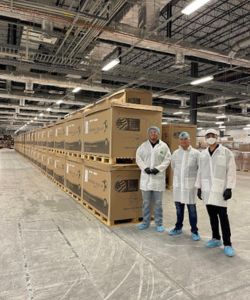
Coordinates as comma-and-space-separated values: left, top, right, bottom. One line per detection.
54, 149, 64, 154
64, 151, 82, 158
62, 186, 82, 202
82, 153, 136, 165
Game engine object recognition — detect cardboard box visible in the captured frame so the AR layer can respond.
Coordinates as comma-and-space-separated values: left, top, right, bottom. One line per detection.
41, 151, 47, 172
82, 160, 142, 224
46, 153, 54, 177
239, 144, 250, 152
54, 121, 65, 150
162, 124, 197, 189
36, 129, 43, 146
36, 150, 42, 168
46, 125, 55, 148
83, 102, 162, 159
105, 88, 152, 106
41, 128, 47, 147
65, 157, 82, 197
64, 113, 83, 152
242, 152, 250, 171
53, 155, 65, 185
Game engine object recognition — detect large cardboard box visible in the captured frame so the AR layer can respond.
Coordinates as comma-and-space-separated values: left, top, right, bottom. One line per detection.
53, 154, 65, 185
83, 102, 162, 159
82, 160, 142, 224
239, 144, 250, 152
105, 88, 152, 106
46, 153, 54, 177
46, 125, 55, 148
64, 113, 83, 152
54, 121, 65, 150
162, 124, 197, 189
36, 128, 43, 147
41, 151, 47, 172
41, 128, 47, 147
36, 150, 42, 168
65, 157, 82, 197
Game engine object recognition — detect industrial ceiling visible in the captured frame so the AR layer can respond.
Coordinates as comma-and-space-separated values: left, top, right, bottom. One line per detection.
0, 0, 249, 133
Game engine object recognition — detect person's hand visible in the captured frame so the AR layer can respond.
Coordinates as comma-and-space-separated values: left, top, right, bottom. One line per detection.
197, 188, 202, 200
144, 167, 151, 175
223, 189, 232, 201
150, 168, 159, 175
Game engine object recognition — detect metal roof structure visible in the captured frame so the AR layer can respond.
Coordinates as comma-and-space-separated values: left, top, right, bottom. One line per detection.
0, 0, 249, 133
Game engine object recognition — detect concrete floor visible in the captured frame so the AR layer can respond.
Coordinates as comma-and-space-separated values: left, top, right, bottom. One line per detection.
0, 149, 249, 300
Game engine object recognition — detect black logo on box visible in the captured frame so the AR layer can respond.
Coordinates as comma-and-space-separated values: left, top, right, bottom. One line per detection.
116, 118, 140, 131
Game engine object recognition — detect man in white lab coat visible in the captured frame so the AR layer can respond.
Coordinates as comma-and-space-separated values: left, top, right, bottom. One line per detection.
169, 132, 200, 241
196, 128, 236, 257
136, 126, 171, 232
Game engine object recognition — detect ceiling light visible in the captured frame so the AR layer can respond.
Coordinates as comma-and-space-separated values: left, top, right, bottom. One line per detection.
34, 117, 37, 120
56, 100, 63, 105
219, 125, 226, 129
243, 127, 250, 130
197, 127, 203, 130
190, 75, 214, 85
182, 0, 212, 15
173, 111, 183, 115
216, 114, 226, 119
184, 119, 190, 123
72, 87, 81, 93
46, 108, 51, 112
215, 121, 224, 125
247, 124, 250, 127
102, 58, 120, 71
39, 113, 44, 117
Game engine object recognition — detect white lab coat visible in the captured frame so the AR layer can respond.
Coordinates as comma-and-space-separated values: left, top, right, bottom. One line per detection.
136, 140, 171, 191
195, 144, 236, 207
171, 146, 200, 204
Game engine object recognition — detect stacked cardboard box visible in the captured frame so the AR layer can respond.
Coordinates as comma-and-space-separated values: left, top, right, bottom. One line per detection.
64, 113, 83, 153
83, 102, 162, 161
82, 160, 142, 225
65, 157, 82, 198
53, 154, 65, 185
15, 88, 163, 225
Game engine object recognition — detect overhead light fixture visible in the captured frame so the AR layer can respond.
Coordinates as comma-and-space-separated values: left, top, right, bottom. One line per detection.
197, 127, 203, 130
216, 114, 226, 119
72, 87, 81, 93
173, 111, 183, 115
30, 120, 34, 123
191, 75, 214, 85
182, 0, 212, 15
102, 58, 120, 71
247, 124, 250, 127
219, 125, 226, 129
184, 119, 190, 123
34, 117, 37, 120
56, 100, 63, 105
243, 127, 250, 130
215, 121, 224, 125
46, 108, 51, 112
39, 113, 44, 117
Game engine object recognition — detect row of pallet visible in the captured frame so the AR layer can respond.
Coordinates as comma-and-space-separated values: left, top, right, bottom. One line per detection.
15, 145, 143, 226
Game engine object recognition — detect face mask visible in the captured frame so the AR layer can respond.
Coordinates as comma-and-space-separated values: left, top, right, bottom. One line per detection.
206, 137, 217, 145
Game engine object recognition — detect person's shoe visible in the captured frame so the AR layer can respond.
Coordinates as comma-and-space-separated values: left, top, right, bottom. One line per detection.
191, 232, 200, 241
224, 246, 235, 257
137, 223, 149, 230
156, 225, 165, 232
168, 228, 183, 236
206, 239, 222, 248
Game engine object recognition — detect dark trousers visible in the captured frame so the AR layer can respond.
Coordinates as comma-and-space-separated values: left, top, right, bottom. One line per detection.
175, 202, 198, 234
206, 205, 232, 246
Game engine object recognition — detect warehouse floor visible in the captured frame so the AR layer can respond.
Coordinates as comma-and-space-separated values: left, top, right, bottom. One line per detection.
0, 149, 250, 300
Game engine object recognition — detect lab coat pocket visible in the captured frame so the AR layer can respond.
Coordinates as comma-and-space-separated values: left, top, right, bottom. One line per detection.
201, 179, 210, 191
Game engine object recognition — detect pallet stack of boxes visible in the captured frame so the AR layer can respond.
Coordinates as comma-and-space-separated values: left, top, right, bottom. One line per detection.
15, 89, 163, 226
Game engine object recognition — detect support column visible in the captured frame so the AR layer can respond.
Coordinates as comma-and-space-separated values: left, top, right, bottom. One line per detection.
190, 62, 198, 125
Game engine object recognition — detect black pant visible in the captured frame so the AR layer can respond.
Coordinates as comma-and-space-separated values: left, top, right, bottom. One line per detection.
206, 205, 232, 246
